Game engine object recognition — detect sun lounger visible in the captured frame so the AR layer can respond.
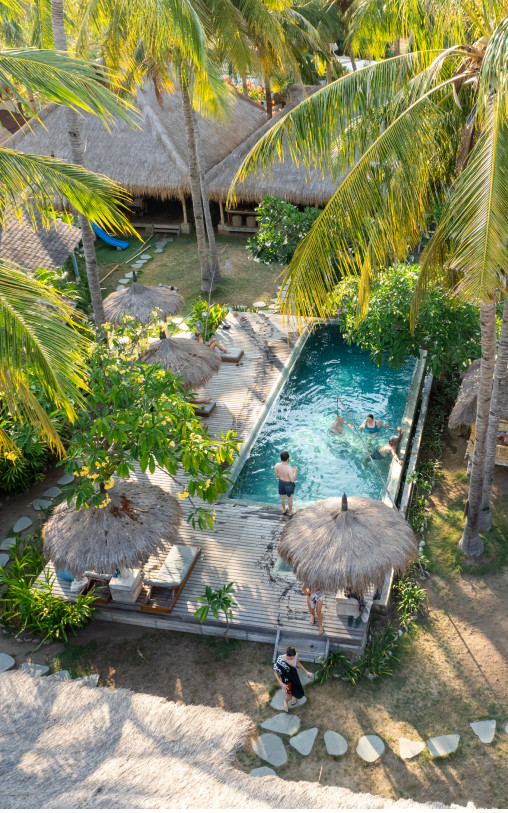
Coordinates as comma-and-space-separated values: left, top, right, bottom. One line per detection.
84, 570, 112, 605
141, 544, 201, 614
219, 348, 244, 363
189, 400, 216, 418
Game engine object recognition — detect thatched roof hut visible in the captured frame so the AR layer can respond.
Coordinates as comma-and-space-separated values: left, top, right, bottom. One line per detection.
449, 358, 508, 428
278, 494, 418, 594
140, 332, 221, 389
205, 85, 343, 209
0, 206, 80, 270
7, 84, 267, 203
43, 480, 181, 577
103, 274, 184, 324
0, 671, 456, 809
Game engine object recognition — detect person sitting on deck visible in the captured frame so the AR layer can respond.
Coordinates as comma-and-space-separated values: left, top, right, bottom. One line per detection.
194, 332, 231, 355
330, 413, 352, 435
364, 427, 403, 465
359, 414, 387, 434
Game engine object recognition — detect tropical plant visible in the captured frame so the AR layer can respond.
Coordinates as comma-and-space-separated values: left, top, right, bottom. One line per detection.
392, 572, 428, 627
248, 196, 321, 266
0, 410, 60, 492
313, 648, 363, 685
232, 4, 508, 555
314, 622, 398, 685
329, 264, 481, 377
60, 321, 240, 529
187, 298, 228, 341
194, 581, 237, 641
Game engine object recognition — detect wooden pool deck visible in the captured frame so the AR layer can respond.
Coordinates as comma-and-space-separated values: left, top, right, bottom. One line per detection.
96, 313, 368, 660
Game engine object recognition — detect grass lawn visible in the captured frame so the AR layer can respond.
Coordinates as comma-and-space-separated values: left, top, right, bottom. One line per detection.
90, 232, 284, 314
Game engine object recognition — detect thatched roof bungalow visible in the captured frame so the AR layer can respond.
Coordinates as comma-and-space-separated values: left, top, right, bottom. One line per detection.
0, 671, 459, 808
449, 358, 508, 428
205, 85, 344, 227
0, 206, 81, 270
6, 84, 267, 229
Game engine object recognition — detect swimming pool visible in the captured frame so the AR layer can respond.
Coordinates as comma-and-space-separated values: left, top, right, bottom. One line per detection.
230, 325, 416, 505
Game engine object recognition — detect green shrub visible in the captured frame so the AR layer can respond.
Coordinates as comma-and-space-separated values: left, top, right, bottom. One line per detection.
392, 573, 428, 627
313, 623, 399, 685
247, 196, 321, 265
0, 547, 95, 644
187, 299, 229, 341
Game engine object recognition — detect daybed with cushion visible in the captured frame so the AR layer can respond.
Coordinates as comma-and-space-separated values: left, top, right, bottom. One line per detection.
189, 400, 216, 418
141, 544, 201, 614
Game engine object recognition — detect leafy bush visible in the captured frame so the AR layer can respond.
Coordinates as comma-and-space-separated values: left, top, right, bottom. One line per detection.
0, 547, 95, 644
313, 623, 399, 685
392, 573, 428, 628
247, 196, 321, 265
187, 299, 229, 341
194, 582, 238, 641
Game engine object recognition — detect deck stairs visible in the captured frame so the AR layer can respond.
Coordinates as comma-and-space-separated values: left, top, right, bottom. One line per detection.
273, 626, 365, 665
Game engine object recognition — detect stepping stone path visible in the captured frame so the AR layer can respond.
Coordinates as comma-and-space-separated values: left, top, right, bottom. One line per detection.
290, 727, 318, 756
13, 517, 32, 533
250, 766, 276, 777
57, 473, 74, 486
32, 499, 52, 511
75, 673, 99, 687
0, 538, 16, 551
261, 713, 300, 736
253, 301, 266, 308
119, 279, 129, 285
125, 271, 133, 278
356, 735, 385, 762
20, 662, 49, 677
426, 734, 460, 757
0, 654, 15, 672
43, 487, 62, 498
270, 690, 306, 710
52, 670, 71, 681
140, 254, 152, 260
252, 733, 287, 766
0, 554, 9, 568
324, 731, 348, 756
116, 285, 125, 291
399, 738, 425, 759
470, 720, 496, 743
154, 249, 163, 253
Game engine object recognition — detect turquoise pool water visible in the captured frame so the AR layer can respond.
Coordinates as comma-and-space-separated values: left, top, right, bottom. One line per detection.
231, 325, 415, 504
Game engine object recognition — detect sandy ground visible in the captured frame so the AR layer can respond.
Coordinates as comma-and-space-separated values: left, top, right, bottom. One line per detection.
2, 431, 508, 808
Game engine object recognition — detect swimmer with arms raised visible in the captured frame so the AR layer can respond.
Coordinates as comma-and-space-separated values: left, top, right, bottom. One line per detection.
359, 414, 388, 434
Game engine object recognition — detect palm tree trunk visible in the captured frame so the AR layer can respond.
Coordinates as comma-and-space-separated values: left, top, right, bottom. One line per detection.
459, 303, 496, 555
50, 0, 105, 327
241, 74, 248, 95
480, 298, 508, 531
193, 110, 221, 288
349, 48, 357, 72
27, 89, 37, 114
180, 76, 211, 292
264, 77, 273, 118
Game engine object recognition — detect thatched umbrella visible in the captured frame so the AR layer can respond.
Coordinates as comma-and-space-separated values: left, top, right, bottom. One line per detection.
43, 480, 181, 577
103, 272, 184, 324
139, 330, 221, 388
278, 494, 418, 594
449, 357, 508, 428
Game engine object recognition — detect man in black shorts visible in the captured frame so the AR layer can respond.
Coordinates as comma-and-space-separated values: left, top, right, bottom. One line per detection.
274, 451, 298, 516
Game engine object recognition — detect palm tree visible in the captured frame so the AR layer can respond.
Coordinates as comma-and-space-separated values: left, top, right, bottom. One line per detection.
231, 4, 508, 555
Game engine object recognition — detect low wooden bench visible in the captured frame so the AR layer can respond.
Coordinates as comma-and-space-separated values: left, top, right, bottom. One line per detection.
141, 545, 201, 614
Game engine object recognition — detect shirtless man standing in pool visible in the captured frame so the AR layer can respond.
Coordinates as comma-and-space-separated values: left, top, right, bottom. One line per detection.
275, 451, 298, 517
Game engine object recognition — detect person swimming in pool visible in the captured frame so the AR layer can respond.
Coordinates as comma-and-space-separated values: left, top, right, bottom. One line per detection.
364, 427, 403, 465
359, 414, 388, 434
274, 450, 298, 517
330, 413, 353, 435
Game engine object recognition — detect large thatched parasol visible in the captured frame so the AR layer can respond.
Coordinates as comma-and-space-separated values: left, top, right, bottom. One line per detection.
103, 273, 184, 325
43, 480, 181, 577
139, 330, 221, 388
278, 494, 418, 594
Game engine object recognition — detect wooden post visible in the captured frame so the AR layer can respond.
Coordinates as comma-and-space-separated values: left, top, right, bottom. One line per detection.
181, 194, 188, 224
219, 200, 225, 225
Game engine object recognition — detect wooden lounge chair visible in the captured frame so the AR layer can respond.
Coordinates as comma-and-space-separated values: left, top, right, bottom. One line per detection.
219, 347, 244, 363
141, 544, 201, 614
188, 400, 216, 418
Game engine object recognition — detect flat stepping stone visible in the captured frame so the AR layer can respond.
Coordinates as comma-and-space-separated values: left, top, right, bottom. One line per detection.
252, 733, 287, 766
52, 670, 71, 681
140, 254, 152, 259
33, 499, 52, 511
270, 689, 306, 710
57, 473, 74, 485
20, 662, 49, 677
399, 738, 425, 759
250, 766, 276, 777
426, 734, 460, 757
300, 671, 313, 686
324, 730, 348, 756
43, 487, 62, 498
154, 249, 163, 253
125, 271, 133, 278
470, 720, 496, 743
0, 654, 15, 672
290, 727, 318, 756
75, 673, 99, 687
356, 735, 385, 762
253, 301, 266, 307
13, 517, 32, 533
116, 285, 125, 291
0, 538, 16, 551
0, 554, 9, 567
119, 278, 130, 284
261, 713, 300, 736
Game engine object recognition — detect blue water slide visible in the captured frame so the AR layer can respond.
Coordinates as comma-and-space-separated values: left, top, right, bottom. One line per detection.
91, 222, 129, 250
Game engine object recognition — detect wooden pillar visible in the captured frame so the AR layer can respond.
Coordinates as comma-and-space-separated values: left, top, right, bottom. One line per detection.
180, 194, 188, 224
219, 200, 225, 225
